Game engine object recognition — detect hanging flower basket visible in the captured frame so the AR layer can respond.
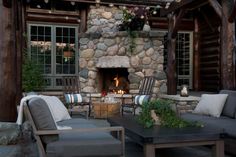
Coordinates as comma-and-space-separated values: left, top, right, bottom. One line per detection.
119, 7, 148, 31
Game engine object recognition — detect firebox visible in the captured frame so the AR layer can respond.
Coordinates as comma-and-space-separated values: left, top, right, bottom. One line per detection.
97, 68, 129, 94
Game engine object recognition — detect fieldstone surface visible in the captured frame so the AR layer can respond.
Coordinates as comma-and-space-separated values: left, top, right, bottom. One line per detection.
78, 5, 168, 98
0, 123, 20, 145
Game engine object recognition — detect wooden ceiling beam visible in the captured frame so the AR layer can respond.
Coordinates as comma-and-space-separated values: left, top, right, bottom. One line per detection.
228, 0, 236, 22
208, 0, 222, 19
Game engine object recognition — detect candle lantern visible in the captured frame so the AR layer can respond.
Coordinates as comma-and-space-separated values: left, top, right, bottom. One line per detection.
180, 85, 189, 97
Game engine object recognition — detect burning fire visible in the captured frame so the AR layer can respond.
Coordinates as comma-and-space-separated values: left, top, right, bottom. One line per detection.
113, 75, 125, 94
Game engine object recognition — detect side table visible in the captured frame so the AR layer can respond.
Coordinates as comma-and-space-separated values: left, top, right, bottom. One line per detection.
93, 102, 120, 118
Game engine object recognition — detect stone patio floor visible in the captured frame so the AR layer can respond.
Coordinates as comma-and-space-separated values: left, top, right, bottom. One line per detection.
0, 118, 233, 157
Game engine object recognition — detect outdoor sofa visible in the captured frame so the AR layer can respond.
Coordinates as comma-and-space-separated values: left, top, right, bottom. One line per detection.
181, 90, 236, 155
24, 97, 125, 157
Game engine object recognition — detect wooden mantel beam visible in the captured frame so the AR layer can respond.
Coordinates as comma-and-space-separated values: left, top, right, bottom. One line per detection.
228, 0, 236, 23
208, 0, 222, 19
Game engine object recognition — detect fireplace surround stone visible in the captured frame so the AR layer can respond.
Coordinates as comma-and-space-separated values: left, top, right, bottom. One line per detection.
78, 31, 167, 98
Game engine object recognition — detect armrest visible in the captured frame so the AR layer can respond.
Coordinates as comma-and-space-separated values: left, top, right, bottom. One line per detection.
36, 126, 124, 135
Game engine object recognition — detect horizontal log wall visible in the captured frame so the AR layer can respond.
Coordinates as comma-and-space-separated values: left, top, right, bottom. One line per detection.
198, 5, 221, 91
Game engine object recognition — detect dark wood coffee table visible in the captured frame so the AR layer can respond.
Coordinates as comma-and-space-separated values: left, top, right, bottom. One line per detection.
108, 115, 225, 157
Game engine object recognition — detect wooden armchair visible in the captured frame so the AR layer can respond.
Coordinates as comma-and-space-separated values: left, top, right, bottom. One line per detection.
121, 76, 156, 115
62, 76, 92, 118
24, 97, 125, 157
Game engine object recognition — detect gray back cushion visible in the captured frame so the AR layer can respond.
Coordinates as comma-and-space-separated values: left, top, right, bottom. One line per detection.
28, 98, 58, 144
220, 90, 236, 118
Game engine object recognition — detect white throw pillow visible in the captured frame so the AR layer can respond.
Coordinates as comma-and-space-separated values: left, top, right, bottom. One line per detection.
193, 94, 228, 117
41, 96, 71, 122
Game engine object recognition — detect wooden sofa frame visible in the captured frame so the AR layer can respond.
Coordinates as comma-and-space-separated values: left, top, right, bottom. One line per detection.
23, 103, 125, 157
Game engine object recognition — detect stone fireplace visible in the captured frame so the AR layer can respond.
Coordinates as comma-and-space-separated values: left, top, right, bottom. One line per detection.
78, 5, 167, 99
79, 31, 167, 98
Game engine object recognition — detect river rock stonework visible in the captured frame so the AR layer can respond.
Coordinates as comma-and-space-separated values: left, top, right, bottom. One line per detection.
78, 5, 167, 98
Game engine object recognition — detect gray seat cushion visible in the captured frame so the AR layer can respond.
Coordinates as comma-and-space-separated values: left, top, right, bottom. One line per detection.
53, 120, 122, 157
220, 90, 236, 118
46, 131, 122, 157
28, 98, 58, 144
181, 113, 236, 137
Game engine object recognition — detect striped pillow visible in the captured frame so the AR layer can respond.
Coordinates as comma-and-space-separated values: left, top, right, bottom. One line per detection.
134, 95, 150, 105
64, 94, 83, 104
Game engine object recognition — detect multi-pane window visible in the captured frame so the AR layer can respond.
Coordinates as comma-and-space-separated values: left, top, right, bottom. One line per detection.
164, 31, 193, 89
28, 24, 78, 89
176, 32, 193, 89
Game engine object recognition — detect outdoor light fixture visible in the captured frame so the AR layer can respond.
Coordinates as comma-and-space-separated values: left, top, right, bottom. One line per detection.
156, 5, 162, 9
165, 2, 170, 9
44, 0, 49, 4
71, 1, 75, 6
153, 10, 157, 15
109, 3, 114, 7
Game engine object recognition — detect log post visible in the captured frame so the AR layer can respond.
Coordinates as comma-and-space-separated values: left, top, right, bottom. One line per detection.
221, 0, 236, 89
193, 16, 200, 91
167, 13, 177, 95
79, 6, 87, 33
0, 0, 20, 121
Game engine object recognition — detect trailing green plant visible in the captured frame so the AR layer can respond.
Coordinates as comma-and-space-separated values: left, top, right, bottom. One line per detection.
22, 48, 44, 92
128, 30, 138, 54
137, 99, 203, 128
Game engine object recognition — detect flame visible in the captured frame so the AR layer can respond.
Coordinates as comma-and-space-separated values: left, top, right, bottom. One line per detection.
114, 75, 119, 87
117, 90, 125, 94
112, 75, 126, 94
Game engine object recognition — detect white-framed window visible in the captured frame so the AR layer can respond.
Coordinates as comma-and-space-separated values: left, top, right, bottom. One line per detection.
27, 24, 79, 89
163, 31, 193, 89
176, 32, 193, 89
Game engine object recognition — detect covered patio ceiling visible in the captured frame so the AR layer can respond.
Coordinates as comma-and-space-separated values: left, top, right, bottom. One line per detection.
63, 0, 174, 6
162, 0, 236, 22
20, 0, 179, 7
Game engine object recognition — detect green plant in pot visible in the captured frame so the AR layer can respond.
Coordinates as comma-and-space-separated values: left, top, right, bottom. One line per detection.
137, 99, 203, 128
